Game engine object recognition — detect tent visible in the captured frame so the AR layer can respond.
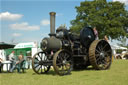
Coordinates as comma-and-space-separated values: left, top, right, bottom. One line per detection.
0, 42, 15, 49
111, 44, 127, 50
110, 44, 127, 59
4, 42, 38, 69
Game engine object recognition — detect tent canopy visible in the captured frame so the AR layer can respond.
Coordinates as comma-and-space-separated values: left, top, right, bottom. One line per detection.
0, 42, 15, 49
111, 44, 127, 50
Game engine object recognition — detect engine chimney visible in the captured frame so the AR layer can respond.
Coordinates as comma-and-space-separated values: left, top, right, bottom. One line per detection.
49, 12, 56, 37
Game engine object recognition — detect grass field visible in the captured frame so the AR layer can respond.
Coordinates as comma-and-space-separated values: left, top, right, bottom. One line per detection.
0, 60, 128, 85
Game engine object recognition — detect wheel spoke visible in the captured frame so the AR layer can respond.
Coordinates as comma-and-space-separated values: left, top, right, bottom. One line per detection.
40, 53, 43, 61
41, 65, 43, 73
35, 57, 39, 61
98, 45, 102, 52
96, 57, 101, 63
95, 53, 100, 58
102, 44, 108, 51
101, 59, 106, 64
95, 49, 100, 54
59, 56, 63, 62
65, 54, 70, 60
99, 43, 103, 51
37, 65, 41, 72
38, 53, 41, 60
35, 64, 39, 68
43, 54, 46, 61
44, 66, 46, 72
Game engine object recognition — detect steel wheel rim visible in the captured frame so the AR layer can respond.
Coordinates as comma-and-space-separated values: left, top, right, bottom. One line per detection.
32, 52, 50, 74
53, 50, 73, 76
89, 40, 112, 70
95, 40, 112, 69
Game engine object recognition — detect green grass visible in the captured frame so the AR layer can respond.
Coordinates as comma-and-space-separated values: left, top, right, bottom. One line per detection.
1, 60, 128, 85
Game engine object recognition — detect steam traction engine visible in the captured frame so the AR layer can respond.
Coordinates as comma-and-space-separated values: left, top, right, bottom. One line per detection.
32, 12, 112, 75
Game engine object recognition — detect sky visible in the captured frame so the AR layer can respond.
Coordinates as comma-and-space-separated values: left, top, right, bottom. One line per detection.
0, 0, 128, 45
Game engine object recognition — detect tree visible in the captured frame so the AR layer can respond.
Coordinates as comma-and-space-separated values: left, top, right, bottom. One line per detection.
70, 0, 128, 40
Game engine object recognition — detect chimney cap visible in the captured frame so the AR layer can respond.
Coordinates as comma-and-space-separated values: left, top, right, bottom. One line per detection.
50, 12, 56, 16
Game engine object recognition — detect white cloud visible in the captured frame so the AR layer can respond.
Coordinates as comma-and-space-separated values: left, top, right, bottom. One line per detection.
12, 33, 22, 37
40, 19, 50, 26
113, 0, 128, 5
10, 22, 40, 31
0, 12, 23, 21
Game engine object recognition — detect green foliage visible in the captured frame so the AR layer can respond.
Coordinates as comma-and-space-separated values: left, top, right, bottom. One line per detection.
70, 0, 128, 39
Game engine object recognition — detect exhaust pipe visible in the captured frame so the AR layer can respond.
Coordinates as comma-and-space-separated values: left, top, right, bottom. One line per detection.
49, 12, 56, 37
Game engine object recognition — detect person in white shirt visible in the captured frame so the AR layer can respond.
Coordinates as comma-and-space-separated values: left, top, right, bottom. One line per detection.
9, 51, 15, 71
9, 51, 15, 61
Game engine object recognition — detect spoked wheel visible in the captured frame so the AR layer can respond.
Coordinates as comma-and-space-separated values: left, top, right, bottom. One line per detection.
53, 50, 73, 76
32, 51, 50, 74
89, 40, 112, 70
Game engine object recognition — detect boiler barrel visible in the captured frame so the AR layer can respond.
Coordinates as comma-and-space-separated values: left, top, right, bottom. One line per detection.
41, 37, 62, 52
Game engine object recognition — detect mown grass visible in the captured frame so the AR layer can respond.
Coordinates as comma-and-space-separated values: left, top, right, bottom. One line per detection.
0, 60, 128, 85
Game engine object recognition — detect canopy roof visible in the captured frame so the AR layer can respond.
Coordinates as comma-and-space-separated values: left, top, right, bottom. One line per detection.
0, 42, 15, 49
111, 44, 127, 50
14, 42, 37, 49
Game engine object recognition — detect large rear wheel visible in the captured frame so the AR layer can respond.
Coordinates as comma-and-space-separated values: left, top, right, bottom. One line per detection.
89, 40, 112, 70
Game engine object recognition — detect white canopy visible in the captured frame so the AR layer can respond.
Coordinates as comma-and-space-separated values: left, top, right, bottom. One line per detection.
14, 42, 37, 49
110, 44, 127, 50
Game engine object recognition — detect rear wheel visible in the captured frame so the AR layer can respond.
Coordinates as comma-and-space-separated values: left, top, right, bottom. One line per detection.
53, 50, 73, 76
89, 40, 112, 70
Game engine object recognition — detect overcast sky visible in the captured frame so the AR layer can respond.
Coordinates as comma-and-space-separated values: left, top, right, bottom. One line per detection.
0, 0, 128, 45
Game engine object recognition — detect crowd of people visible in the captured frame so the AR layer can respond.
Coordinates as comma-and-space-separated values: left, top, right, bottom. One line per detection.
0, 51, 28, 73
9, 51, 24, 72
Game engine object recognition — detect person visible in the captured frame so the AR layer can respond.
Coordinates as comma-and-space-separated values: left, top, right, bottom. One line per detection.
26, 51, 32, 69
8, 51, 15, 71
93, 27, 99, 40
10, 55, 24, 72
104, 35, 109, 42
9, 51, 15, 61
0, 58, 3, 73
104, 35, 111, 44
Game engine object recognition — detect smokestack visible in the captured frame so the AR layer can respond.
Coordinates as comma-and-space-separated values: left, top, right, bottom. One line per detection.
49, 12, 56, 37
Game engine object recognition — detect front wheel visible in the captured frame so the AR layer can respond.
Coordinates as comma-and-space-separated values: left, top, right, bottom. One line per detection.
32, 51, 50, 74
53, 50, 73, 76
